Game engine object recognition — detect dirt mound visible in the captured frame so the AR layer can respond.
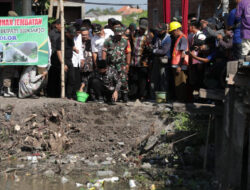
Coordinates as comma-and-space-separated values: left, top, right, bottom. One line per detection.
0, 98, 161, 160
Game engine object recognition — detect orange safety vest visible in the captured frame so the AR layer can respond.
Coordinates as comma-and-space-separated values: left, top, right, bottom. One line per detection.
172, 34, 189, 66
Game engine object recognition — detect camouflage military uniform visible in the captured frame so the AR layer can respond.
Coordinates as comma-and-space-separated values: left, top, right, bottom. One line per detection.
92, 66, 121, 92
88, 66, 122, 101
103, 36, 131, 93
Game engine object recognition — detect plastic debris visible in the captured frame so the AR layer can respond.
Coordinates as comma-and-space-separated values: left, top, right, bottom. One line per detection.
14, 125, 21, 131
76, 183, 83, 187
61, 176, 69, 184
151, 184, 156, 190
129, 179, 136, 188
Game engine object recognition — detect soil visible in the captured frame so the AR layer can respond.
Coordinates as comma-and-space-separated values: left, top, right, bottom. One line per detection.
0, 97, 217, 190
0, 97, 162, 160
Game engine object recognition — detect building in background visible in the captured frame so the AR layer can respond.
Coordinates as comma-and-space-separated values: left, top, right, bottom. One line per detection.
85, 12, 122, 22
51, 0, 85, 22
117, 6, 143, 16
148, 0, 235, 28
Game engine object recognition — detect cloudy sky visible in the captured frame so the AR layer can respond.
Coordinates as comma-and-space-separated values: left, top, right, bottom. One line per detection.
85, 0, 148, 10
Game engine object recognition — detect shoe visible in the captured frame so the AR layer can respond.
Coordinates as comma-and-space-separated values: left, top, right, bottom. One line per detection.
29, 95, 40, 99
107, 100, 116, 105
122, 92, 128, 103
3, 87, 16, 98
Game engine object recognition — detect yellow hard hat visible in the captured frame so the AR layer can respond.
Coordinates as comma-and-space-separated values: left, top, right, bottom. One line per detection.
169, 21, 182, 32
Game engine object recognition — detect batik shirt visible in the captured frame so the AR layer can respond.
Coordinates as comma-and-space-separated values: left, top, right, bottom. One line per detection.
131, 30, 153, 67
82, 39, 93, 72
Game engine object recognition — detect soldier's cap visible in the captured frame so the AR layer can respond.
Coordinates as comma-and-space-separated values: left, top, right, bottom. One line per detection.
114, 26, 123, 35
66, 26, 77, 36
97, 60, 107, 69
139, 19, 148, 30
8, 10, 18, 17
80, 26, 88, 31
155, 23, 167, 32
92, 24, 102, 33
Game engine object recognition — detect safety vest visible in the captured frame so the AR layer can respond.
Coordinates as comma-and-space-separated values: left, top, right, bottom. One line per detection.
172, 34, 189, 67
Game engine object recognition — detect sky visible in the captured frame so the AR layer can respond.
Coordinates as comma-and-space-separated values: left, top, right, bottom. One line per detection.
85, 0, 148, 11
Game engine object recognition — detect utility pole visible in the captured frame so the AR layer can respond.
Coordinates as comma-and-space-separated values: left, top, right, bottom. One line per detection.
22, 0, 32, 16
60, 0, 65, 98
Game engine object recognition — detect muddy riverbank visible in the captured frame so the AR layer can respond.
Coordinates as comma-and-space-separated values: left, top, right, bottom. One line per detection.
0, 97, 217, 190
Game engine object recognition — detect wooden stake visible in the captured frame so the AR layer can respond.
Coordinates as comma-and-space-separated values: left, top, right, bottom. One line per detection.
48, 0, 54, 18
60, 0, 65, 98
56, 1, 60, 19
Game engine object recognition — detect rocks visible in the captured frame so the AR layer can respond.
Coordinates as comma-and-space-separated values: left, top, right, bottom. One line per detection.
100, 161, 112, 165
144, 136, 159, 151
43, 169, 55, 178
100, 107, 108, 112
117, 142, 125, 146
96, 170, 114, 177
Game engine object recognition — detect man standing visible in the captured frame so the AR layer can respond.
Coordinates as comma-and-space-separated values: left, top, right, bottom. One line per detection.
72, 24, 84, 98
91, 24, 107, 67
88, 60, 121, 105
129, 18, 153, 101
169, 21, 189, 102
79, 27, 94, 92
102, 26, 131, 102
56, 26, 75, 100
151, 23, 172, 98
236, 0, 250, 56
47, 19, 61, 97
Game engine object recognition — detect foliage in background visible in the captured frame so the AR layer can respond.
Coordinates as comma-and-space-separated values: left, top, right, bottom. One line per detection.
122, 10, 148, 27
91, 10, 148, 27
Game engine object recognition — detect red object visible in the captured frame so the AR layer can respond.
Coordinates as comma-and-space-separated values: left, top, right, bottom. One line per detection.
163, 0, 171, 24
182, 0, 189, 35
172, 34, 189, 66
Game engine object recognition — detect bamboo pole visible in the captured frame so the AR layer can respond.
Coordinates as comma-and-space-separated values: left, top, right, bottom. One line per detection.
48, 0, 54, 18
56, 1, 60, 19
60, 0, 65, 98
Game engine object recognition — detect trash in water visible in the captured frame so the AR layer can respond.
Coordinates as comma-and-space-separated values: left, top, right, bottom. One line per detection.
61, 176, 69, 184
151, 184, 156, 190
129, 179, 136, 188
76, 183, 83, 187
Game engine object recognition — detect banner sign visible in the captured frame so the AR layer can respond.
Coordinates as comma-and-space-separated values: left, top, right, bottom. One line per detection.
0, 16, 48, 66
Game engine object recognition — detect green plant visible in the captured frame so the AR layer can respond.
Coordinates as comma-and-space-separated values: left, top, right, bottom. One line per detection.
174, 113, 191, 131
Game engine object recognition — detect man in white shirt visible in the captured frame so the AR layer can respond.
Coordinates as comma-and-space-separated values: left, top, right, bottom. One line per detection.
91, 24, 113, 68
72, 24, 84, 98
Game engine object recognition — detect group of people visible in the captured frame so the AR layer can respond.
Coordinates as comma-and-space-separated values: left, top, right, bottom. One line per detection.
0, 0, 249, 104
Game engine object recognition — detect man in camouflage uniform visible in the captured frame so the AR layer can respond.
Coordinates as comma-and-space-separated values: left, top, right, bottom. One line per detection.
88, 60, 121, 105
102, 26, 131, 102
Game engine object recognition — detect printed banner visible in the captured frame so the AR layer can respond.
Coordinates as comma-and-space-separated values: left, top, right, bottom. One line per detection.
0, 16, 48, 66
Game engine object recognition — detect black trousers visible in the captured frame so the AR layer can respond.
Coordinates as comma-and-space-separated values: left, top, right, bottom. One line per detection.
128, 66, 148, 100
66, 65, 81, 100
232, 43, 242, 60
88, 77, 113, 101
47, 65, 61, 98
